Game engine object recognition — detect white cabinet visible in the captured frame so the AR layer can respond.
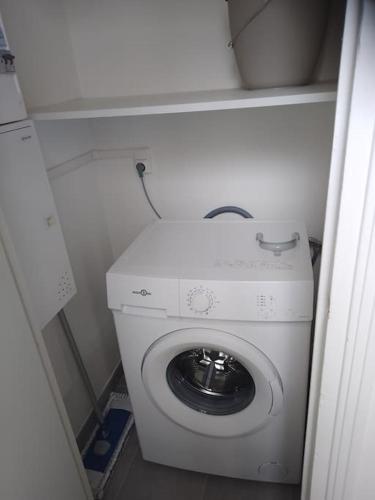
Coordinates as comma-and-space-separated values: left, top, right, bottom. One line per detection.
0, 120, 76, 328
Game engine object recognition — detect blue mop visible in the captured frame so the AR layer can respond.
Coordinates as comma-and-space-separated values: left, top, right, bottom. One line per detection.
58, 311, 134, 499
82, 392, 134, 498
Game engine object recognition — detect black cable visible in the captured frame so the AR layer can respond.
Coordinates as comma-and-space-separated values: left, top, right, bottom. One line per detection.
308, 237, 322, 266
136, 162, 161, 219
140, 175, 161, 219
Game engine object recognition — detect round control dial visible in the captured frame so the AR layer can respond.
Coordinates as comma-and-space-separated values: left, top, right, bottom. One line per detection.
188, 288, 214, 314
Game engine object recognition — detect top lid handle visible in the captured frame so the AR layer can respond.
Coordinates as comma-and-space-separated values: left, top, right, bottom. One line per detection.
256, 232, 300, 256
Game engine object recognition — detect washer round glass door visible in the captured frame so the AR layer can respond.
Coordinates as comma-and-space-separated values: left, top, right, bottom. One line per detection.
142, 328, 283, 437
166, 348, 256, 416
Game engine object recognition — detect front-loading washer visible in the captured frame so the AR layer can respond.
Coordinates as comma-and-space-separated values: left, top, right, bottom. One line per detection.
107, 220, 313, 484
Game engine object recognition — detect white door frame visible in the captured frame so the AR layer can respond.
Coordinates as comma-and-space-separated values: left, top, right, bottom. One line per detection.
303, 0, 375, 498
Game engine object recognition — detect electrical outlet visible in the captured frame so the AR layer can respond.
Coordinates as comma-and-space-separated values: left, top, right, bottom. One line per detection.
134, 150, 152, 174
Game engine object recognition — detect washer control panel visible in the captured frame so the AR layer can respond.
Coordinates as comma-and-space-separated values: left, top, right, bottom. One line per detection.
180, 280, 313, 321
186, 287, 218, 315
256, 293, 276, 320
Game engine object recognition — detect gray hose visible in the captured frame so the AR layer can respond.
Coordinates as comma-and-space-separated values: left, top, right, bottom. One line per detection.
204, 206, 253, 219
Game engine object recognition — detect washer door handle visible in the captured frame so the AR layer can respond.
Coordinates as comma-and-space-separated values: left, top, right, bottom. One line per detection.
269, 378, 284, 416
256, 232, 300, 256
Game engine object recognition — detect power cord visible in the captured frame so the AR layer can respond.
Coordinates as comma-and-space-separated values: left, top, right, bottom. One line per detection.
136, 162, 162, 219
308, 237, 322, 266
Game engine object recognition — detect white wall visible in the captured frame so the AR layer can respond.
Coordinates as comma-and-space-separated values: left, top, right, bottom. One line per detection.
36, 120, 120, 436
36, 120, 94, 168
0, 0, 80, 108
48, 159, 119, 395
42, 316, 91, 436
92, 104, 335, 259
63, 0, 240, 98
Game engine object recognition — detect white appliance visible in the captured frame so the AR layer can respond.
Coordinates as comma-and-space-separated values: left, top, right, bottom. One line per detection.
107, 220, 313, 484
0, 17, 75, 329
0, 120, 76, 329
0, 14, 26, 125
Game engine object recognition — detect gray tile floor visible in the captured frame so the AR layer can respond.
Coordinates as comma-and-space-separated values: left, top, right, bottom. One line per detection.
103, 427, 301, 500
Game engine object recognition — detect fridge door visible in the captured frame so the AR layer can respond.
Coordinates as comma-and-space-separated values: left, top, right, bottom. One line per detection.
0, 120, 76, 328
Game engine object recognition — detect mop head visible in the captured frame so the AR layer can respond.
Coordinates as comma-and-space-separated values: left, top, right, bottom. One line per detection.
82, 393, 134, 499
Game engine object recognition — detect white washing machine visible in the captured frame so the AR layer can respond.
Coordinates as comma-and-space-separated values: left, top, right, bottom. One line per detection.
107, 220, 313, 484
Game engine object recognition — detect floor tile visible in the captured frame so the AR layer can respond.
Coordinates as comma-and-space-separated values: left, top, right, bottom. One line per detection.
203, 474, 300, 500
103, 427, 139, 500
104, 428, 300, 500
116, 447, 207, 500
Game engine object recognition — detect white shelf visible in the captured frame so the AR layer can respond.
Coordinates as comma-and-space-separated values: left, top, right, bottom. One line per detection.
30, 83, 336, 121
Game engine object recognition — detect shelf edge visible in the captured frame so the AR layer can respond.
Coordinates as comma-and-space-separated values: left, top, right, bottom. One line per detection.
30, 87, 337, 121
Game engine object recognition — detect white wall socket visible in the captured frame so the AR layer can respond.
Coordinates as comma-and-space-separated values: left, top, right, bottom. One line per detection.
134, 150, 152, 174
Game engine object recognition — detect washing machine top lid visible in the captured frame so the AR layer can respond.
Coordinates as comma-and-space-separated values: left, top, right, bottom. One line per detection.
108, 220, 313, 283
